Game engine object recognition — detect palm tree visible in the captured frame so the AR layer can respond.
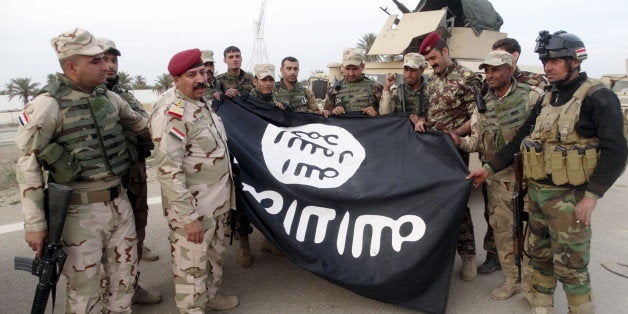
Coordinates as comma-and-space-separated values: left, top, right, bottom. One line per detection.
356, 33, 380, 62
5, 77, 40, 105
153, 73, 173, 96
118, 71, 132, 89
133, 75, 149, 89
46, 73, 56, 86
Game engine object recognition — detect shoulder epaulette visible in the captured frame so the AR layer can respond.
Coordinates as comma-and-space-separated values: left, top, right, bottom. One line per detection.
167, 99, 185, 119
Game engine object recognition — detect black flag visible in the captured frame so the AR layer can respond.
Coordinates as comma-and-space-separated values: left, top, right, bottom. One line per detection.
213, 96, 471, 314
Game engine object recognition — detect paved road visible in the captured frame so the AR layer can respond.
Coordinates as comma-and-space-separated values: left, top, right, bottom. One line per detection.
1, 155, 626, 313
0, 128, 16, 146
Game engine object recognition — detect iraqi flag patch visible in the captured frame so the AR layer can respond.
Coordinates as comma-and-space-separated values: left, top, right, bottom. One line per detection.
18, 112, 29, 126
168, 126, 186, 141
575, 48, 587, 60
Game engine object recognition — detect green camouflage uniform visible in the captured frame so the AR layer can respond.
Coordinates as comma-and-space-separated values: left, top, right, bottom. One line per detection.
515, 67, 548, 91
215, 70, 255, 95
522, 79, 606, 307
249, 89, 276, 102
149, 88, 234, 313
460, 80, 542, 283
204, 76, 220, 98
426, 60, 482, 257
379, 76, 428, 116
325, 76, 383, 112
274, 80, 318, 112
15, 74, 148, 313
105, 76, 154, 260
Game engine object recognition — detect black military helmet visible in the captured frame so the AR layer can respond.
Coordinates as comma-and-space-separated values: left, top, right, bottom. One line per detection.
534, 30, 587, 61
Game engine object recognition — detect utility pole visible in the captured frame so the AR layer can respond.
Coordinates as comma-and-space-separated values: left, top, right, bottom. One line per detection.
250, 0, 270, 70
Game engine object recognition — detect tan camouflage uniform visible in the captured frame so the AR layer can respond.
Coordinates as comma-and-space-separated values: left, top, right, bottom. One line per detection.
460, 79, 542, 286
426, 60, 482, 257
274, 80, 318, 112
481, 67, 547, 261
150, 88, 234, 313
215, 71, 255, 95
15, 73, 148, 313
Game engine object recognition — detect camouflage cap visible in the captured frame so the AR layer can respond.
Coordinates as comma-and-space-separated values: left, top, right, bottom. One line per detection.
50, 28, 104, 59
97, 37, 121, 56
342, 48, 363, 67
403, 53, 426, 69
201, 50, 214, 63
254, 64, 275, 80
479, 50, 514, 70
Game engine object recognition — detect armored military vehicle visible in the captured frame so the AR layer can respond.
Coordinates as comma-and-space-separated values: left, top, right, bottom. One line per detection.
366, 0, 516, 81
600, 74, 628, 140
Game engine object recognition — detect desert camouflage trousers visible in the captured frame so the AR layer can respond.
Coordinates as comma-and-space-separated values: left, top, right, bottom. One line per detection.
486, 178, 532, 281
61, 194, 138, 313
170, 214, 227, 313
526, 181, 593, 306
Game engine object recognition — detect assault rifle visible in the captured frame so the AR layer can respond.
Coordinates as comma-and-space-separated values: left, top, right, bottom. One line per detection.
475, 85, 486, 114
512, 152, 528, 283
396, 74, 406, 113
14, 183, 73, 314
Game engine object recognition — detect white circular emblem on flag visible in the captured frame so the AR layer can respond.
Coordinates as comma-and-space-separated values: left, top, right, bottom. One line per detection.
261, 123, 366, 188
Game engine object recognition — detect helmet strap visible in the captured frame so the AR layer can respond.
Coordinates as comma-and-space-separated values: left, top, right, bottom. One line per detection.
551, 58, 577, 88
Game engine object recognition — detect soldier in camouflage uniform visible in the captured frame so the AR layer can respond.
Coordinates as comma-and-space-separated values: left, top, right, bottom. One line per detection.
214, 46, 255, 99
493, 38, 549, 91
380, 53, 428, 124
450, 51, 543, 301
246, 64, 292, 257
467, 31, 627, 314
98, 37, 163, 305
16, 28, 149, 313
214, 46, 255, 264
201, 50, 220, 97
150, 49, 238, 313
322, 48, 382, 117
274, 56, 319, 112
477, 38, 551, 274
249, 64, 281, 105
417, 32, 482, 282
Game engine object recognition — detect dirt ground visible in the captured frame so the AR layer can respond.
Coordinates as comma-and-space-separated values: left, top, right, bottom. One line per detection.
0, 142, 160, 208
0, 143, 20, 208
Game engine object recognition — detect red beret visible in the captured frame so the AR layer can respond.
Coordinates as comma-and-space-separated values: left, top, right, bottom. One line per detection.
168, 49, 203, 77
419, 32, 442, 56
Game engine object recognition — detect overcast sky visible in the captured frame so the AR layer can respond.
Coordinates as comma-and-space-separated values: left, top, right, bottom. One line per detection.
1, 0, 626, 88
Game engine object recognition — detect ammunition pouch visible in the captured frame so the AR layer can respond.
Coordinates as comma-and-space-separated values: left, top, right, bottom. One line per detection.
521, 139, 546, 180
521, 138, 599, 186
37, 142, 82, 184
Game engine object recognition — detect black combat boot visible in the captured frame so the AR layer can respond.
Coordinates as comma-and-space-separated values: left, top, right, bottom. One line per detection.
478, 251, 501, 274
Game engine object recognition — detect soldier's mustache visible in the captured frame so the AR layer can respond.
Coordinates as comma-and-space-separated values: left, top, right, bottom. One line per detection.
194, 83, 208, 89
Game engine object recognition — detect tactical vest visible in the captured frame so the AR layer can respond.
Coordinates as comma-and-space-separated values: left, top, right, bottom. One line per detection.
47, 79, 130, 181
274, 81, 310, 111
109, 84, 153, 161
334, 78, 379, 112
521, 79, 602, 186
395, 82, 427, 115
480, 83, 531, 162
